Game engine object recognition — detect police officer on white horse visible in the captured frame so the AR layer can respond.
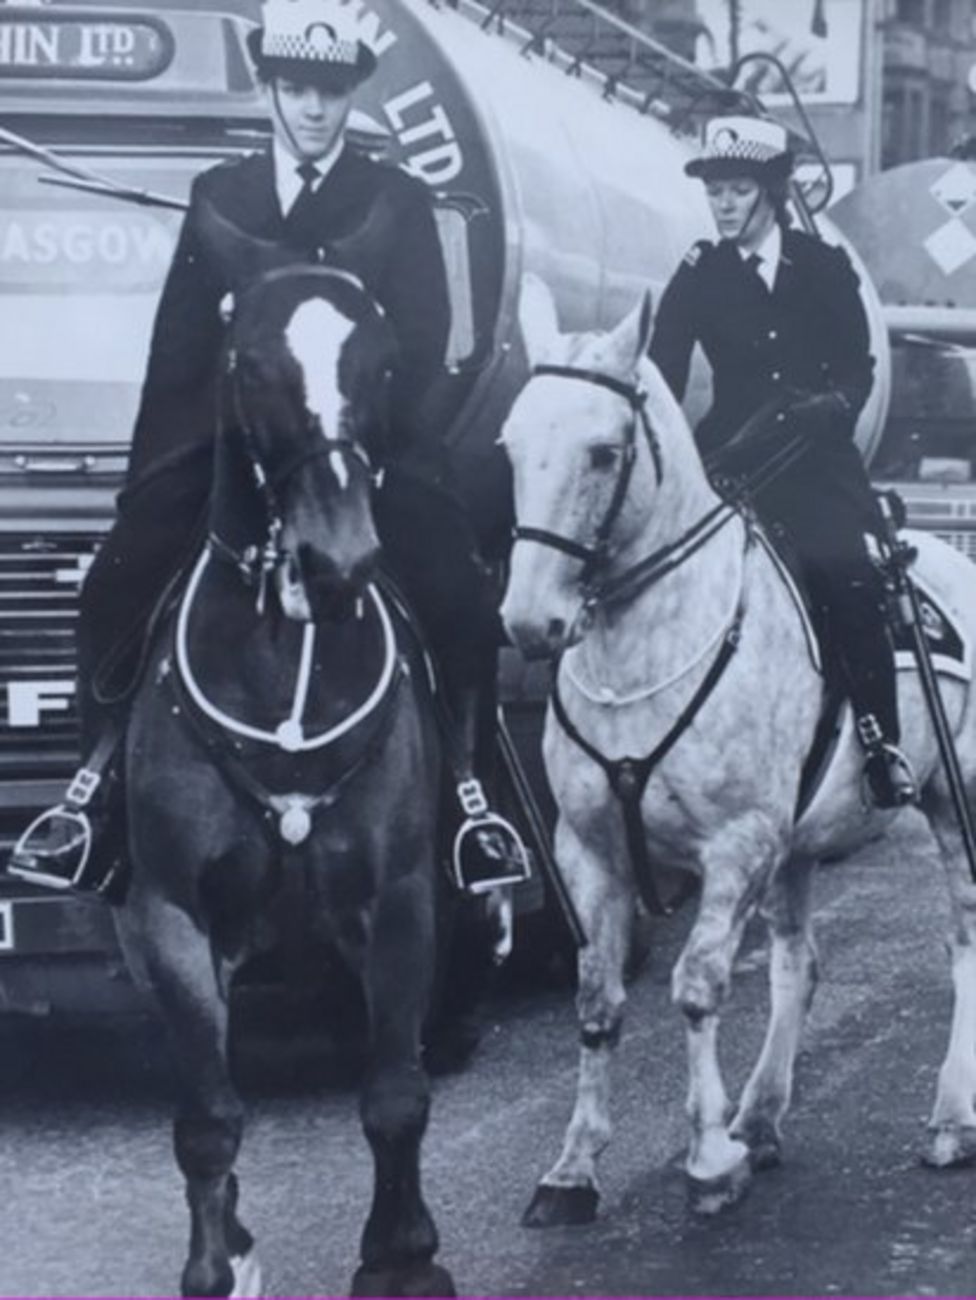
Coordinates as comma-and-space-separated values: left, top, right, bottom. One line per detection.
650, 115, 916, 809
11, 0, 527, 892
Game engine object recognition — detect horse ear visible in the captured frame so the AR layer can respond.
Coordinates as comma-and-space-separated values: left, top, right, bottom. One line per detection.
604, 289, 655, 372
194, 198, 295, 291
518, 272, 562, 368
637, 289, 654, 357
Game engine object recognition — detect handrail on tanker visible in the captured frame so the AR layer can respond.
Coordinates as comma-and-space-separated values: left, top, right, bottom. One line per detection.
458, 0, 749, 130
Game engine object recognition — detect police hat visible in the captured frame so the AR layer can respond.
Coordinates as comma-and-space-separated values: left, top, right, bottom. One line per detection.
685, 116, 793, 183
246, 0, 377, 93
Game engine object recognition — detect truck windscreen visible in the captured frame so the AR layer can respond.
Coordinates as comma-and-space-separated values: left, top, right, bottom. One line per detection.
0, 151, 227, 447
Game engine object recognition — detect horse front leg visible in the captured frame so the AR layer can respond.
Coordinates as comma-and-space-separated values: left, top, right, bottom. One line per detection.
731, 855, 819, 1171
921, 800, 976, 1168
672, 815, 781, 1214
523, 818, 632, 1228
117, 893, 256, 1299
352, 872, 454, 1299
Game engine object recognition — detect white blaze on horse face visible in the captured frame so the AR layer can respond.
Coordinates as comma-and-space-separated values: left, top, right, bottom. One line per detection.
285, 299, 356, 489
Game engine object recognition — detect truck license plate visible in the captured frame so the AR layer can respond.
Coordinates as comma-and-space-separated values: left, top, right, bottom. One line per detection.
0, 901, 13, 952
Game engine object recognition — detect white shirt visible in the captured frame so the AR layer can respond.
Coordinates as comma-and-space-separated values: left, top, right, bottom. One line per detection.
739, 222, 782, 291
273, 137, 345, 216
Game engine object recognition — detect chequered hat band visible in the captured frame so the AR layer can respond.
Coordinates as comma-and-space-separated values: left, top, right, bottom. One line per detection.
702, 140, 781, 164
262, 29, 359, 64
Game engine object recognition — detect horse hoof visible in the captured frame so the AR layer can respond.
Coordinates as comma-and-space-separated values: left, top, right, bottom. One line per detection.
521, 1182, 599, 1228
922, 1124, 976, 1169
350, 1263, 456, 1297
230, 1249, 262, 1298
686, 1159, 751, 1216
733, 1117, 783, 1172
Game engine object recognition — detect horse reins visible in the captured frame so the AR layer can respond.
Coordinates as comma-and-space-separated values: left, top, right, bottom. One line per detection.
514, 364, 736, 614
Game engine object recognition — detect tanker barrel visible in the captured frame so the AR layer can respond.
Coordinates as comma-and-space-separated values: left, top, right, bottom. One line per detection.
358, 0, 715, 545
360, 0, 891, 514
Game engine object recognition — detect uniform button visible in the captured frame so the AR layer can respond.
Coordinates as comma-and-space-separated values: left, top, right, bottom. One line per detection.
772, 371, 782, 381
776, 412, 786, 423
768, 329, 778, 340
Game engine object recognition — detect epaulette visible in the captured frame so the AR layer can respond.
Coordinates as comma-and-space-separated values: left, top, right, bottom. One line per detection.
682, 239, 711, 268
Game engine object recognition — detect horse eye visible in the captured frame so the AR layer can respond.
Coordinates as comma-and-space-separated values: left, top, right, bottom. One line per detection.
590, 445, 619, 471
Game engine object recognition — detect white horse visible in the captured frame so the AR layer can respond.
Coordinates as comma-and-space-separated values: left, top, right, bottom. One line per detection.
499, 276, 976, 1223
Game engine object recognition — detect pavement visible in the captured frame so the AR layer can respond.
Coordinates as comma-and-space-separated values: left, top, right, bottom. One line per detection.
0, 811, 973, 1297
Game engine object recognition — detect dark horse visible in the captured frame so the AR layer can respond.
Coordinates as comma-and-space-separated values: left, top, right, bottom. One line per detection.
114, 243, 455, 1297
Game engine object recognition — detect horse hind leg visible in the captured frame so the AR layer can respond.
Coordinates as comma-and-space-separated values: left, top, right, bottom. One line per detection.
352, 874, 454, 1299
731, 856, 819, 1172
523, 821, 631, 1229
117, 897, 255, 1298
920, 795, 976, 1169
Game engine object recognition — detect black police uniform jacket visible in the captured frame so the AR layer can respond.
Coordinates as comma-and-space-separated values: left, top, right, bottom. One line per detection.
127, 145, 450, 484
85, 143, 488, 692
649, 227, 877, 555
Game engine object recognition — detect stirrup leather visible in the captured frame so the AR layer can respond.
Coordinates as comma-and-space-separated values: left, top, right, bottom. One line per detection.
451, 778, 532, 895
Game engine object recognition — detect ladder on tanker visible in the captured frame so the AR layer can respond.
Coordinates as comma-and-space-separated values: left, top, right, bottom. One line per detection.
449, 0, 835, 221
451, 0, 748, 135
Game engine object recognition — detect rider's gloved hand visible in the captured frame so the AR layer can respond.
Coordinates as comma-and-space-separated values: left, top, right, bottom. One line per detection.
787, 390, 852, 443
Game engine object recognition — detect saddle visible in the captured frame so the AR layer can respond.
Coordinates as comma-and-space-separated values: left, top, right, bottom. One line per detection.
738, 507, 970, 818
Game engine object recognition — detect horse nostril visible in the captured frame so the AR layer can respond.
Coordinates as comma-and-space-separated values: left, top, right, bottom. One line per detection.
547, 618, 566, 643
350, 545, 381, 590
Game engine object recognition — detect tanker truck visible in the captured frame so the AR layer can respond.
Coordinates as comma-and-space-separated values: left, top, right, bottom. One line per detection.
831, 155, 976, 562
0, 0, 896, 1012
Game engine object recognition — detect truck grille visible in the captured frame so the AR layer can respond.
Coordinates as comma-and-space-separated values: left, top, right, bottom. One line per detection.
0, 533, 101, 778
933, 529, 976, 563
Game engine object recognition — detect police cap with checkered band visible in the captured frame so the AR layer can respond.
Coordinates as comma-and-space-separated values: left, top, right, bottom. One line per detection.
246, 0, 377, 92
685, 116, 793, 184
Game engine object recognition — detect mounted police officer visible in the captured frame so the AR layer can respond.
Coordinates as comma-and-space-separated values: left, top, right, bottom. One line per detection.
650, 114, 917, 809
11, 0, 527, 893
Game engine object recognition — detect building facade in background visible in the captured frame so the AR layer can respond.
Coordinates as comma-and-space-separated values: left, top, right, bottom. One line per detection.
881, 0, 976, 167
643, 0, 976, 182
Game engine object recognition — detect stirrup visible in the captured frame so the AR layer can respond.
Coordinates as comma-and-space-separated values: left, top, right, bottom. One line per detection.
8, 804, 94, 891
451, 779, 532, 894
861, 743, 918, 811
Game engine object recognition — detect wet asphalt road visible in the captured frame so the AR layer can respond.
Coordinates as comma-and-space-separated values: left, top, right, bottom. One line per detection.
0, 811, 974, 1298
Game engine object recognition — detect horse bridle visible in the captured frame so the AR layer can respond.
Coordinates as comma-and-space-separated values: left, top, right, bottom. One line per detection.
209, 342, 380, 591
513, 364, 663, 576
513, 363, 740, 612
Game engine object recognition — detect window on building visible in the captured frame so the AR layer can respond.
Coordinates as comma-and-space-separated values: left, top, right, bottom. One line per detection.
896, 0, 925, 22
930, 96, 950, 153
883, 80, 932, 168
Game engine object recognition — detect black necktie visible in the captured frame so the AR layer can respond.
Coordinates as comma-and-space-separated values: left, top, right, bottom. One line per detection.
284, 161, 321, 234
744, 251, 768, 291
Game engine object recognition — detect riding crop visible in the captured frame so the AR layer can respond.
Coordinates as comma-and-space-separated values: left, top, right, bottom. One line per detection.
876, 492, 976, 883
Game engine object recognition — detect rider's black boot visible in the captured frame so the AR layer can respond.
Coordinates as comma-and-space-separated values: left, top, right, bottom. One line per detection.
446, 684, 532, 895
826, 558, 918, 812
